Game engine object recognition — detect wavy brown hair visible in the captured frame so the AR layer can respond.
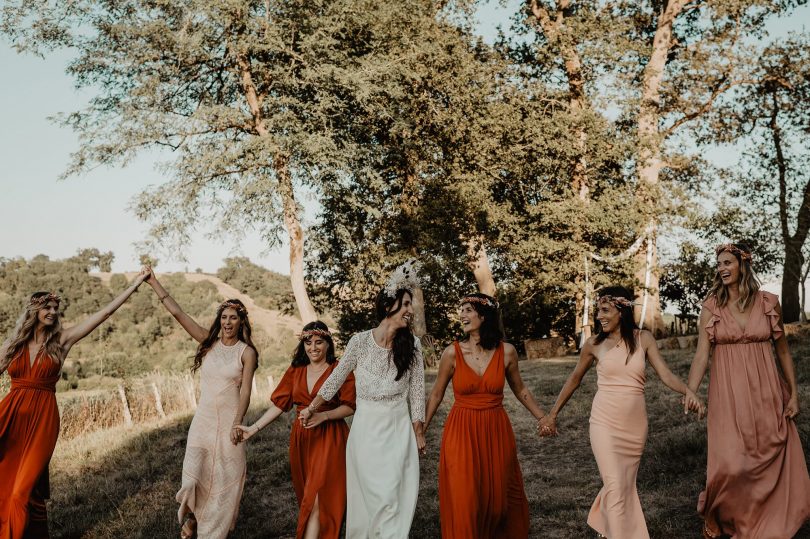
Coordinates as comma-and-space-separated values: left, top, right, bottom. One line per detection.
593, 286, 638, 361
291, 321, 336, 367
2, 292, 64, 370
192, 299, 258, 372
708, 243, 760, 311
460, 293, 504, 350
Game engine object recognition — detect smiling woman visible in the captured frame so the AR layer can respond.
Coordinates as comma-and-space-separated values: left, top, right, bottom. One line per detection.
143, 268, 259, 539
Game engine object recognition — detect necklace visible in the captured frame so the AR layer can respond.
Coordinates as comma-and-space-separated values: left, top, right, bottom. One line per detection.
308, 362, 328, 374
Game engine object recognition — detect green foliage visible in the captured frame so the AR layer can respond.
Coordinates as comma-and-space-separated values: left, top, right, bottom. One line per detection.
0, 253, 297, 387
216, 257, 296, 314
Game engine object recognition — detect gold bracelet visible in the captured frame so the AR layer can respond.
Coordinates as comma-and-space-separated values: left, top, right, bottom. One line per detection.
158, 294, 169, 302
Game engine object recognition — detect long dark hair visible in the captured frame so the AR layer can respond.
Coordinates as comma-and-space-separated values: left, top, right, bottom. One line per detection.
593, 286, 638, 358
291, 320, 336, 367
375, 288, 416, 381
192, 299, 258, 372
460, 293, 504, 350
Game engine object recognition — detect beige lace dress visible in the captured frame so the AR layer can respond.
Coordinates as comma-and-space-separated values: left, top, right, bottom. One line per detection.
176, 340, 248, 538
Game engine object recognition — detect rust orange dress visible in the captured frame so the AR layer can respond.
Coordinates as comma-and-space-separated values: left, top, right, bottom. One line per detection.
699, 291, 810, 538
438, 342, 529, 539
0, 347, 61, 539
271, 362, 356, 539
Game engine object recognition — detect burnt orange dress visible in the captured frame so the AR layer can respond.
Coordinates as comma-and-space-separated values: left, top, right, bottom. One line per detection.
700, 291, 810, 538
438, 342, 529, 539
0, 347, 61, 539
271, 362, 356, 539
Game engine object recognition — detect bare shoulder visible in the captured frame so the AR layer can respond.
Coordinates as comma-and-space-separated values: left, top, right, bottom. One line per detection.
638, 329, 655, 345
502, 342, 519, 366
440, 343, 457, 363
241, 344, 258, 363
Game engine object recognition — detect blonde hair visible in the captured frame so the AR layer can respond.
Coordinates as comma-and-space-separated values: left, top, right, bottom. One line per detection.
708, 243, 760, 311
2, 292, 64, 370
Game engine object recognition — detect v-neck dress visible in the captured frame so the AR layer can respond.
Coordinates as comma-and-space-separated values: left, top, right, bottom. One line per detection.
271, 361, 356, 539
699, 291, 810, 538
438, 341, 529, 538
0, 346, 61, 539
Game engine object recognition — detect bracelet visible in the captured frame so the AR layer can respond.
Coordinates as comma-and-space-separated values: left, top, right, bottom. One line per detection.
324, 410, 330, 420
158, 294, 169, 302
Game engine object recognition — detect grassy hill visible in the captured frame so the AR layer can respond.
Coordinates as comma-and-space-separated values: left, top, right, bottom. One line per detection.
43, 347, 810, 538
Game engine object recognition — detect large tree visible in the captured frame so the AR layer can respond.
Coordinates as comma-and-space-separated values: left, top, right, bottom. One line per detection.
2, 0, 428, 323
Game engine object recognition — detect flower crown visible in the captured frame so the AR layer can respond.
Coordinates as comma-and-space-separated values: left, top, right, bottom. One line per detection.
383, 259, 422, 298
715, 243, 753, 261
460, 295, 499, 309
30, 293, 61, 308
598, 295, 634, 309
219, 300, 247, 315
299, 328, 332, 340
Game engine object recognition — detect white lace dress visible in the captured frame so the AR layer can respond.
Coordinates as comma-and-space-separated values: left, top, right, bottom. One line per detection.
318, 330, 425, 539
176, 340, 248, 538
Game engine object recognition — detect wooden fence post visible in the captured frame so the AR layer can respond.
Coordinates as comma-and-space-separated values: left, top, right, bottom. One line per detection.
152, 382, 166, 419
118, 384, 133, 427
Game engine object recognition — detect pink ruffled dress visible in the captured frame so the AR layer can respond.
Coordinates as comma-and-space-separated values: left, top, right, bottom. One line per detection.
699, 291, 810, 538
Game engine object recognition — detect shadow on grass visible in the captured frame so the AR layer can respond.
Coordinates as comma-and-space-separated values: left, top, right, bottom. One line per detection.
46, 348, 810, 538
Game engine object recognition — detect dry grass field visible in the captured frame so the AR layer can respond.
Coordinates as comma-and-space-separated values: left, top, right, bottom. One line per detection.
44, 346, 810, 538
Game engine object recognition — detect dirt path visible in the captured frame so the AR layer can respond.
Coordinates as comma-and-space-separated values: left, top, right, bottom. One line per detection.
92, 272, 303, 336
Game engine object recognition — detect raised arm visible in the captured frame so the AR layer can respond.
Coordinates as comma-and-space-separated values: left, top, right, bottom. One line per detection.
771, 302, 800, 419
230, 346, 258, 444
504, 343, 548, 422
641, 330, 704, 417
539, 338, 597, 436
687, 307, 714, 394
60, 268, 150, 352
144, 268, 208, 343
424, 345, 456, 432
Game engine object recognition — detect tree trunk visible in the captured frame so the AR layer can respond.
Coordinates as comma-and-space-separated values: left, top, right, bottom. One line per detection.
529, 1, 590, 339
237, 52, 318, 323
634, 1, 690, 334
410, 286, 428, 338
465, 238, 496, 296
782, 241, 803, 323
275, 153, 318, 323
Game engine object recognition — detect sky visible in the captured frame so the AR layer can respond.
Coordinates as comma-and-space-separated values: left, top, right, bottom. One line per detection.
0, 1, 807, 275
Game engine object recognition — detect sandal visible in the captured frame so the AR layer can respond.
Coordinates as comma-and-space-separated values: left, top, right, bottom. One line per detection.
180, 515, 197, 539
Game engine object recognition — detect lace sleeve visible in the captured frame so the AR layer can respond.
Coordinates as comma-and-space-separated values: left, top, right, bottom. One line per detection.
408, 338, 425, 422
318, 334, 359, 401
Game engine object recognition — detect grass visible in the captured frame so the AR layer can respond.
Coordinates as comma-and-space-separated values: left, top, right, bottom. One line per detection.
44, 347, 810, 538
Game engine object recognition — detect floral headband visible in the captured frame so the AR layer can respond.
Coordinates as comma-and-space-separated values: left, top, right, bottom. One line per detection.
30, 293, 61, 308
299, 328, 332, 340
598, 295, 633, 309
460, 295, 499, 309
715, 243, 753, 261
219, 300, 247, 315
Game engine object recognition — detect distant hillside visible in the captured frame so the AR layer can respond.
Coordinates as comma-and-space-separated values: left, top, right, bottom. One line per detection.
0, 253, 304, 392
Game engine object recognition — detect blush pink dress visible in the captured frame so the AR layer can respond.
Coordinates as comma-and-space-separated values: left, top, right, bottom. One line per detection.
699, 291, 810, 538
588, 335, 649, 539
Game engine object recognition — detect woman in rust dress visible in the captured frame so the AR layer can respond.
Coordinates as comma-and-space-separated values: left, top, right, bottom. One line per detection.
0, 270, 149, 539
688, 243, 810, 538
238, 321, 355, 539
424, 293, 547, 539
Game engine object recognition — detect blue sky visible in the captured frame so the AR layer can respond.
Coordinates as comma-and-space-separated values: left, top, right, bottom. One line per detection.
0, 1, 806, 274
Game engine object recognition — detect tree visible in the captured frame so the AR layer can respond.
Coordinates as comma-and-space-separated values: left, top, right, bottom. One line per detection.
2, 0, 420, 324
697, 36, 810, 322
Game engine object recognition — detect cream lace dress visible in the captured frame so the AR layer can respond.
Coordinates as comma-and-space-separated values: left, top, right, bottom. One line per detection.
176, 340, 248, 538
319, 330, 425, 539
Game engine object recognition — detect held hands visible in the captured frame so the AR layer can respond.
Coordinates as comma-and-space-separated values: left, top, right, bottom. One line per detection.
297, 407, 314, 426
415, 431, 427, 456
681, 389, 706, 419
538, 414, 557, 437
303, 412, 328, 429
135, 265, 152, 286
230, 424, 245, 445
234, 424, 258, 443
785, 394, 800, 420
